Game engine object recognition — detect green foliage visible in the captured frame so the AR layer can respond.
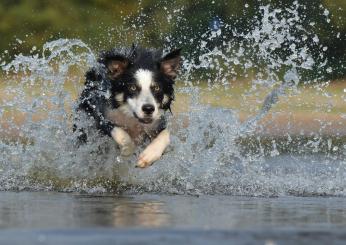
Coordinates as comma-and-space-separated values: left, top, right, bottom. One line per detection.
0, 0, 345, 79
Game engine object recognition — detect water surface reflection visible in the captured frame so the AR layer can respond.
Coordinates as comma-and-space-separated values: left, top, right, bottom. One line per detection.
0, 192, 345, 229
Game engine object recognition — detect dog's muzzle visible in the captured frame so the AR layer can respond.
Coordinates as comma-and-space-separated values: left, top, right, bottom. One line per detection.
133, 114, 154, 124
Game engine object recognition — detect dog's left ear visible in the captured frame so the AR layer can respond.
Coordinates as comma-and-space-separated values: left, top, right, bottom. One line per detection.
160, 48, 182, 79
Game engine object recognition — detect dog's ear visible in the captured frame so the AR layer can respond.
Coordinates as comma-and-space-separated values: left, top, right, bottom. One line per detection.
98, 49, 132, 80
105, 56, 129, 80
160, 48, 182, 79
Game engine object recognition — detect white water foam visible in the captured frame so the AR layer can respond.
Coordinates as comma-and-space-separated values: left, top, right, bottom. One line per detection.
0, 3, 345, 196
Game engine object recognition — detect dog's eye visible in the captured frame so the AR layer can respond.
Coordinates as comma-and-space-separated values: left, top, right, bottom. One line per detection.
152, 85, 160, 92
129, 85, 137, 92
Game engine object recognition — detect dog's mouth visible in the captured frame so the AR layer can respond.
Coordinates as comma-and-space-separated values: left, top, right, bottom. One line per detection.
133, 113, 153, 124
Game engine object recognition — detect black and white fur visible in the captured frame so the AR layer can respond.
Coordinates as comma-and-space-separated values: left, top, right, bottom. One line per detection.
75, 45, 181, 167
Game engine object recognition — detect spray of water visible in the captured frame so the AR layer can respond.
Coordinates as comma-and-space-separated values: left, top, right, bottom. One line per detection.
0, 3, 345, 196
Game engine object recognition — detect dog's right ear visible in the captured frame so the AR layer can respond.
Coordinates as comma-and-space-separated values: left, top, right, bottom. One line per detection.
98, 51, 131, 80
160, 48, 182, 79
99, 46, 137, 80
104, 56, 129, 80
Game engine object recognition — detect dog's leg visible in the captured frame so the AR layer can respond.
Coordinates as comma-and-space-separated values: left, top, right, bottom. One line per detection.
137, 129, 170, 168
111, 127, 135, 156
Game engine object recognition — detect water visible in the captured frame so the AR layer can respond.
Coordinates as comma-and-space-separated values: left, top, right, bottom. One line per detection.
0, 2, 345, 244
0, 3, 345, 196
0, 2, 346, 196
2, 192, 346, 230
0, 192, 346, 244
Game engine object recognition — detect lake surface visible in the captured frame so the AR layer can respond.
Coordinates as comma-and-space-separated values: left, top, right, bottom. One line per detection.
1, 191, 346, 244
1, 192, 346, 229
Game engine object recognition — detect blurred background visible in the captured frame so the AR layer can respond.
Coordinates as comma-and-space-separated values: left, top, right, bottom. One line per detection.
0, 0, 345, 194
0, 0, 345, 146
0, 0, 345, 80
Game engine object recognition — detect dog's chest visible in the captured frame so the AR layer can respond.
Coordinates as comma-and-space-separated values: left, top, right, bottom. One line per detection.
105, 109, 159, 143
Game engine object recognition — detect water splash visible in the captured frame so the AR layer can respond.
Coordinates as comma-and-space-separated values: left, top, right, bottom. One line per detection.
0, 4, 345, 196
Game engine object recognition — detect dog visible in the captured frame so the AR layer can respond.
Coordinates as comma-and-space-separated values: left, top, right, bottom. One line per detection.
75, 45, 181, 168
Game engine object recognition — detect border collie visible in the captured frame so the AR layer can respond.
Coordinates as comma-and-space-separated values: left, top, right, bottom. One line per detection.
75, 45, 181, 168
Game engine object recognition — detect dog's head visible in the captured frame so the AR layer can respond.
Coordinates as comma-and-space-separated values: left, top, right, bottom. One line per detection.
98, 46, 181, 124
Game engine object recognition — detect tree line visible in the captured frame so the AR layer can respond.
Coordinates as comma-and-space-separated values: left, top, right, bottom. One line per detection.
0, 0, 344, 80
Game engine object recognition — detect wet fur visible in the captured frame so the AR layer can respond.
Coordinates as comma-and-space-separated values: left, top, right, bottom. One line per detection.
75, 45, 181, 167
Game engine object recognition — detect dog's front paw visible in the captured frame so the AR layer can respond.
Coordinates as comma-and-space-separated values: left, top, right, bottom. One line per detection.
120, 141, 135, 157
137, 145, 163, 168
111, 127, 135, 157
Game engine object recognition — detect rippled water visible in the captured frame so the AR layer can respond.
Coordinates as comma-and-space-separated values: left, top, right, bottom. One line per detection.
1, 192, 346, 244
0, 3, 345, 196
1, 192, 346, 229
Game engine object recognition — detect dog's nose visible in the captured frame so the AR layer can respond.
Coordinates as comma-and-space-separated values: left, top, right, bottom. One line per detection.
142, 104, 155, 115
